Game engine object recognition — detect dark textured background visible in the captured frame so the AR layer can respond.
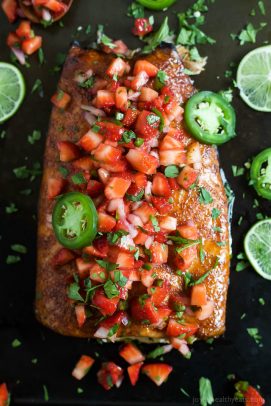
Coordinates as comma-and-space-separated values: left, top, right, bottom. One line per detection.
0, 0, 271, 404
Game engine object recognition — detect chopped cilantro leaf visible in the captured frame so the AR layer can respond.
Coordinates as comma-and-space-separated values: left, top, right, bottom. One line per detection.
127, 2, 144, 18
146, 113, 160, 126
12, 338, 21, 348
219, 88, 233, 103
120, 130, 136, 144
247, 327, 262, 345
150, 215, 160, 232
232, 165, 245, 177
11, 244, 27, 254
258, 1, 265, 15
108, 324, 119, 337
79, 77, 94, 89
199, 377, 214, 406
0, 130, 6, 139
235, 261, 249, 272
28, 130, 41, 145
198, 187, 213, 204
71, 173, 87, 185
258, 297, 265, 306
180, 387, 190, 398
13, 162, 41, 181
43, 384, 49, 402
59, 166, 69, 178
126, 189, 144, 202
31, 79, 43, 97
142, 17, 172, 54
211, 208, 220, 219
96, 259, 117, 271
164, 165, 180, 178
104, 280, 119, 299
67, 282, 84, 302
38, 48, 44, 64
6, 255, 21, 264
236, 22, 267, 45
135, 137, 144, 147
156, 70, 168, 86
107, 229, 129, 244
5, 203, 18, 214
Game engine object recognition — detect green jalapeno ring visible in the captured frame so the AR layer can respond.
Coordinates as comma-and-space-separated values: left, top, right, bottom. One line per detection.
52, 192, 98, 249
136, 0, 176, 10
250, 148, 271, 200
184, 91, 236, 145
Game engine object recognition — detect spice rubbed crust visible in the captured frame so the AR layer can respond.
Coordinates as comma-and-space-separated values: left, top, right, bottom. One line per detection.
36, 45, 230, 341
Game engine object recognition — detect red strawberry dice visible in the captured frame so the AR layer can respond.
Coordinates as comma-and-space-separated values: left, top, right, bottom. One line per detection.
159, 149, 186, 166
131, 297, 159, 324
99, 311, 128, 329
119, 343, 145, 365
148, 285, 169, 306
97, 362, 123, 390
135, 110, 159, 140
2, 0, 17, 23
51, 89, 71, 109
191, 284, 207, 306
16, 20, 32, 39
139, 87, 159, 102
75, 258, 92, 279
174, 245, 197, 270
159, 134, 184, 151
168, 178, 180, 191
47, 177, 66, 199
127, 362, 143, 386
133, 230, 148, 245
142, 363, 172, 386
6, 32, 20, 48
133, 60, 158, 77
93, 143, 122, 164
92, 289, 119, 316
132, 18, 153, 37
141, 269, 156, 288
130, 71, 149, 91
244, 386, 265, 406
152, 173, 171, 197
134, 172, 147, 188
177, 223, 199, 240
106, 57, 130, 77
41, 0, 67, 13
98, 121, 124, 142
89, 263, 107, 283
133, 202, 156, 224
166, 319, 198, 338
72, 355, 95, 380
150, 242, 168, 264
87, 180, 104, 197
98, 212, 116, 232
52, 248, 75, 267
116, 252, 135, 269
122, 108, 139, 127
75, 304, 86, 328
57, 141, 81, 162
177, 166, 198, 190
73, 156, 94, 171
151, 196, 173, 215
126, 149, 159, 175
96, 90, 115, 108
77, 129, 103, 152
115, 86, 128, 112
105, 177, 131, 199
159, 216, 177, 232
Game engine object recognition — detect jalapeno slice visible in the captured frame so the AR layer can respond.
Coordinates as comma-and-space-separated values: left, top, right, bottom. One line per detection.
250, 148, 271, 200
52, 192, 98, 249
136, 0, 176, 10
184, 91, 236, 145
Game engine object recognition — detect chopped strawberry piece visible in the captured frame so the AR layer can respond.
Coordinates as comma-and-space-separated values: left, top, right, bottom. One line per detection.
92, 288, 119, 316
165, 101, 183, 122
174, 245, 197, 270
73, 156, 94, 171
150, 242, 168, 264
98, 212, 116, 232
51, 89, 71, 109
151, 196, 173, 215
133, 230, 148, 245
133, 202, 156, 224
99, 311, 128, 329
83, 245, 107, 258
52, 248, 75, 266
132, 18, 153, 37
97, 362, 123, 390
105, 177, 131, 199
42, 0, 67, 13
133, 60, 158, 77
130, 71, 149, 91
122, 108, 139, 127
22, 36, 42, 55
127, 362, 143, 386
102, 158, 128, 173
86, 180, 104, 198
0, 382, 9, 406
77, 129, 103, 152
106, 57, 129, 77
159, 134, 184, 151
141, 269, 156, 287
110, 40, 128, 55
177, 166, 198, 190
89, 263, 107, 283
142, 363, 172, 386
191, 284, 207, 306
168, 178, 180, 191
90, 78, 108, 94
57, 141, 80, 162
135, 110, 159, 140
47, 177, 66, 199
96, 90, 115, 108
115, 86, 128, 112
15, 21, 31, 40
166, 319, 198, 338
119, 343, 145, 365
156, 306, 172, 321
93, 143, 122, 164
1, 0, 17, 22
169, 293, 190, 311
159, 149, 186, 166
75, 304, 86, 328
75, 258, 92, 279
152, 173, 171, 197
159, 216, 177, 232
6, 32, 20, 48
134, 172, 147, 188
139, 87, 159, 102
131, 296, 159, 324
244, 386, 265, 406
72, 355, 95, 380
148, 285, 169, 306
126, 149, 159, 175
116, 252, 134, 269
177, 223, 199, 240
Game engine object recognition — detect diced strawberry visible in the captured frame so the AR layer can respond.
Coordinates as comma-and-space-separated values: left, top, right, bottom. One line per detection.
77, 129, 103, 152
106, 79, 120, 92
195, 300, 214, 320
151, 196, 173, 215
97, 362, 123, 390
90, 78, 108, 95
16, 20, 32, 39
168, 178, 180, 191
141, 269, 156, 287
244, 386, 265, 406
133, 60, 158, 77
177, 166, 198, 190
152, 173, 171, 197
169, 293, 190, 311
1, 0, 17, 22
134, 172, 147, 188
0, 382, 9, 406
154, 231, 167, 243
83, 245, 107, 258
139, 87, 159, 102
127, 362, 143, 386
6, 32, 20, 48
130, 71, 149, 91
159, 134, 184, 151
115, 86, 128, 112
156, 305, 172, 321
57, 141, 80, 162
166, 319, 198, 338
110, 39, 128, 55
148, 285, 169, 306
131, 296, 160, 324
72, 355, 95, 380
159, 216, 177, 232
51, 89, 71, 109
122, 108, 139, 127
133, 230, 148, 245
89, 263, 107, 283
93, 236, 109, 256
121, 269, 140, 281
73, 156, 94, 171
43, 0, 67, 13
47, 177, 66, 199
126, 149, 159, 175
75, 304, 86, 328
106, 57, 129, 77
52, 248, 75, 266
102, 158, 128, 173
86, 180, 103, 198
75, 258, 92, 279
174, 245, 197, 270
98, 122, 125, 143
99, 311, 128, 329
159, 149, 186, 166
96, 90, 115, 108
92, 288, 119, 316
177, 223, 199, 240
105, 177, 131, 200
142, 363, 172, 386
116, 252, 134, 269
98, 212, 116, 232
119, 343, 145, 365
22, 36, 42, 55
191, 284, 207, 306
165, 101, 183, 122
150, 242, 168, 264
133, 202, 156, 224
93, 143, 122, 164
132, 17, 153, 37
135, 110, 159, 140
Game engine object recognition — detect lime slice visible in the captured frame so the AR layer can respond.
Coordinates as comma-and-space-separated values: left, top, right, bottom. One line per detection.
236, 45, 271, 112
244, 219, 271, 280
0, 62, 25, 123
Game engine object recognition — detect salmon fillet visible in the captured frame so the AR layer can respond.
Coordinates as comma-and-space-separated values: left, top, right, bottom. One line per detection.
36, 45, 230, 341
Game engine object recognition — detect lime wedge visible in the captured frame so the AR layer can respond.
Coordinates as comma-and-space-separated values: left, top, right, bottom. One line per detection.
0, 62, 25, 123
244, 219, 271, 280
236, 45, 271, 112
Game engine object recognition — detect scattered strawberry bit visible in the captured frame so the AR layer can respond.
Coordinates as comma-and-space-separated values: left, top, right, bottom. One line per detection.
0, 383, 9, 406
119, 343, 145, 365
142, 363, 173, 386
51, 248, 75, 267
97, 362, 123, 390
51, 90, 71, 110
132, 18, 153, 37
127, 362, 143, 386
1, 0, 17, 22
72, 355, 95, 380
235, 381, 265, 406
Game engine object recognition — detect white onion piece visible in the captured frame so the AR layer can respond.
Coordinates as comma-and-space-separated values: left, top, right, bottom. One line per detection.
11, 47, 25, 65
118, 234, 135, 250
107, 199, 126, 219
144, 181, 152, 202
196, 300, 214, 320
127, 76, 134, 81
115, 376, 124, 388
170, 338, 190, 356
94, 327, 109, 339
128, 90, 140, 101
84, 111, 96, 126
150, 150, 159, 160
131, 201, 143, 211
126, 221, 138, 239
145, 236, 154, 250
74, 69, 93, 83
98, 168, 110, 184
42, 8, 52, 21
81, 104, 106, 117
127, 214, 143, 227
163, 125, 170, 133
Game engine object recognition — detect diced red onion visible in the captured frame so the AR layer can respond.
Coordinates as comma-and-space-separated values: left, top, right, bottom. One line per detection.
121, 314, 129, 326
11, 47, 25, 65
145, 236, 154, 249
196, 300, 214, 320
163, 125, 170, 133
84, 111, 96, 126
42, 8, 52, 21
131, 201, 143, 211
81, 104, 106, 117
144, 181, 152, 202
161, 344, 173, 354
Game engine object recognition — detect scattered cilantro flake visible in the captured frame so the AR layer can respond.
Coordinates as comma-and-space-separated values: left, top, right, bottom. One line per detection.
85, 24, 91, 34
126, 189, 144, 202
107, 229, 129, 244
180, 387, 190, 397
31, 358, 38, 364
235, 261, 249, 272
96, 259, 117, 271
199, 377, 214, 406
5, 203, 18, 214
31, 79, 43, 97
38, 48, 44, 64
142, 17, 172, 54
6, 255, 21, 264
150, 215, 160, 232
0, 130, 6, 139
258, 1, 265, 15
79, 77, 94, 89
232, 165, 245, 177
240, 313, 246, 320
227, 373, 236, 381
206, 338, 214, 345
147, 346, 166, 359
236, 22, 267, 45
237, 216, 243, 226
258, 298, 265, 306
28, 130, 41, 145
13, 162, 41, 181
164, 165, 180, 178
11, 244, 27, 254
104, 280, 119, 299
198, 187, 213, 204
108, 324, 119, 337
43, 385, 49, 402
77, 387, 84, 394
127, 2, 144, 18
219, 88, 233, 103
97, 25, 116, 49
156, 70, 168, 86
211, 208, 220, 219
120, 130, 136, 144
12, 338, 21, 348
59, 166, 69, 178
20, 188, 32, 196
199, 245, 206, 263
71, 173, 87, 185
247, 327, 262, 345
115, 112, 124, 121
135, 137, 144, 147
68, 282, 84, 302
146, 113, 160, 126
